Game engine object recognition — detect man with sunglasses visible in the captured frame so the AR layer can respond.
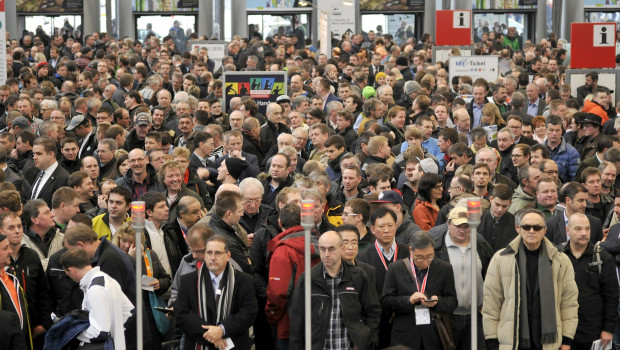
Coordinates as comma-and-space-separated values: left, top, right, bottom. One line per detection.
428, 205, 494, 350
483, 208, 579, 350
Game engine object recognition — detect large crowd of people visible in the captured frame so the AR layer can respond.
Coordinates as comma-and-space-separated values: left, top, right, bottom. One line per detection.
0, 18, 620, 350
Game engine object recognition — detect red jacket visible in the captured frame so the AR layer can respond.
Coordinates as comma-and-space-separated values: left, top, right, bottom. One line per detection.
265, 225, 320, 339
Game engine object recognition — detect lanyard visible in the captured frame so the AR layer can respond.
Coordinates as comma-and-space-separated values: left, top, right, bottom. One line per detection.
375, 240, 397, 271
143, 249, 153, 277
411, 257, 429, 294
180, 225, 188, 242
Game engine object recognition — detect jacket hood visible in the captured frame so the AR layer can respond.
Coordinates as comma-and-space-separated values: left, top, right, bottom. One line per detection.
513, 185, 535, 201
268, 225, 318, 256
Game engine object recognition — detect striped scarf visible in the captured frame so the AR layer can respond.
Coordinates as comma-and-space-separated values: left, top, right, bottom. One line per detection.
196, 262, 235, 350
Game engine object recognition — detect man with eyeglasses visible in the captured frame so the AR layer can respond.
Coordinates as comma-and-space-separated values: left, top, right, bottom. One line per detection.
175, 234, 258, 350
510, 144, 532, 184
342, 198, 373, 252
483, 208, 579, 350
428, 205, 494, 349
382, 230, 458, 348
116, 148, 165, 201
290, 230, 381, 350
336, 224, 376, 283
538, 159, 560, 186
358, 207, 410, 347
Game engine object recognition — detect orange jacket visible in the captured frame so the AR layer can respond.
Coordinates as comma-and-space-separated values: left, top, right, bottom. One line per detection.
582, 100, 609, 124
411, 198, 439, 231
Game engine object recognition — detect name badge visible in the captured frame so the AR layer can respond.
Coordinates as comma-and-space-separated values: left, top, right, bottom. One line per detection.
415, 306, 431, 325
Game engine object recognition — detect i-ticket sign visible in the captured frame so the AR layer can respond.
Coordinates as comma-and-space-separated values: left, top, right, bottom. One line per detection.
571, 23, 616, 69
436, 10, 472, 46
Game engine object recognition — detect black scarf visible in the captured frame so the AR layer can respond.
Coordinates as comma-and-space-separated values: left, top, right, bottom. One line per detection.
517, 241, 557, 347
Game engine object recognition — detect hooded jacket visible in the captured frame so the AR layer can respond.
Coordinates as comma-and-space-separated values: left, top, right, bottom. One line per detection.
508, 185, 536, 214
265, 225, 321, 339
482, 235, 579, 350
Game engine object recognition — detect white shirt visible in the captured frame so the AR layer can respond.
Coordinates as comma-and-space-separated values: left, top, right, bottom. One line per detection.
79, 267, 134, 349
145, 220, 172, 276
32, 161, 59, 200
78, 128, 96, 159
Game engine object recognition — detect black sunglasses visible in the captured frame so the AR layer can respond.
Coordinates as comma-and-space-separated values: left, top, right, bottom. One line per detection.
520, 225, 545, 232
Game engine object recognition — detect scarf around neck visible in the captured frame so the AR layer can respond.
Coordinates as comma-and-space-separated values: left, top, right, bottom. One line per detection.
196, 262, 235, 350
517, 241, 557, 347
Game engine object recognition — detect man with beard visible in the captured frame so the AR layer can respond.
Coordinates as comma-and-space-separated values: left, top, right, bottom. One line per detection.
492, 83, 509, 114
261, 153, 294, 208
577, 71, 598, 106
69, 171, 96, 213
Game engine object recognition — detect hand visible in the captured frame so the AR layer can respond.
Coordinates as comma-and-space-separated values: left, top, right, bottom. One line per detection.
97, 194, 108, 209
148, 279, 161, 291
214, 338, 228, 350
32, 325, 46, 337
9, 149, 17, 159
445, 160, 455, 172
409, 292, 427, 304
247, 233, 254, 247
165, 306, 174, 319
389, 131, 396, 140
230, 150, 242, 159
603, 228, 610, 241
420, 295, 438, 308
202, 325, 224, 344
128, 243, 136, 257
601, 330, 613, 348
559, 345, 570, 350
197, 167, 210, 179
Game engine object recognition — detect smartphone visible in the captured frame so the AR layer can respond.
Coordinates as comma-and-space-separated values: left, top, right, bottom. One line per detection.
424, 297, 438, 302
154, 307, 174, 313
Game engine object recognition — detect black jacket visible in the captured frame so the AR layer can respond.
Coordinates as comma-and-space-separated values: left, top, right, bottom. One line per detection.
92, 238, 136, 302
260, 175, 295, 209
289, 261, 382, 350
250, 210, 281, 284
380, 258, 458, 348
99, 158, 118, 182
259, 121, 290, 158
9, 246, 54, 330
122, 128, 146, 152
0, 311, 27, 350
145, 222, 185, 277
58, 156, 82, 174
175, 266, 257, 350
208, 215, 254, 274
240, 204, 273, 235
242, 132, 266, 170
336, 125, 359, 152
563, 242, 619, 343
357, 243, 410, 296
428, 223, 495, 278
46, 248, 83, 316
115, 163, 165, 202
24, 163, 70, 208
477, 210, 519, 252
165, 185, 204, 224
545, 213, 604, 246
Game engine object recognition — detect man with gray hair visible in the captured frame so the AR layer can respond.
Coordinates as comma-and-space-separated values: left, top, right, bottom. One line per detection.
325, 100, 343, 130
483, 208, 578, 350
239, 177, 271, 235
502, 91, 534, 123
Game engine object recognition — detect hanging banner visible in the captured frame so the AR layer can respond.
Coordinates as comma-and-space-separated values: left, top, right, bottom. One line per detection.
17, 0, 83, 13
571, 22, 616, 69
222, 72, 288, 115
188, 40, 227, 73
436, 10, 472, 46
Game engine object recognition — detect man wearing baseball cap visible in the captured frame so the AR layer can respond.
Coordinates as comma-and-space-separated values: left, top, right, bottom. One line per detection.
66, 115, 97, 159
123, 112, 152, 151
371, 190, 421, 246
428, 205, 494, 350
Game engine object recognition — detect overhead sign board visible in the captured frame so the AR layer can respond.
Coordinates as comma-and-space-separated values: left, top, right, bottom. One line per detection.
188, 40, 227, 73
571, 22, 616, 69
449, 56, 499, 83
436, 10, 472, 46
222, 72, 287, 116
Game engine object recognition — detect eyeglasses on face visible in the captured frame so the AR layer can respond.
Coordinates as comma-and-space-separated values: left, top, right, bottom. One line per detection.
413, 255, 434, 262
520, 225, 545, 232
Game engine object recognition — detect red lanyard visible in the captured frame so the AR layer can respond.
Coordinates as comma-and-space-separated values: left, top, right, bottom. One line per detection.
411, 257, 429, 294
375, 240, 397, 271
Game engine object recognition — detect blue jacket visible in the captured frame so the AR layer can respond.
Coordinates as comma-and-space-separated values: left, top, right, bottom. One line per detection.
44, 310, 112, 350
546, 138, 580, 182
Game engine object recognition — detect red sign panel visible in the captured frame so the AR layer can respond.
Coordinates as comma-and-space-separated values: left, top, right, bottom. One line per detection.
436, 10, 472, 46
571, 23, 616, 69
